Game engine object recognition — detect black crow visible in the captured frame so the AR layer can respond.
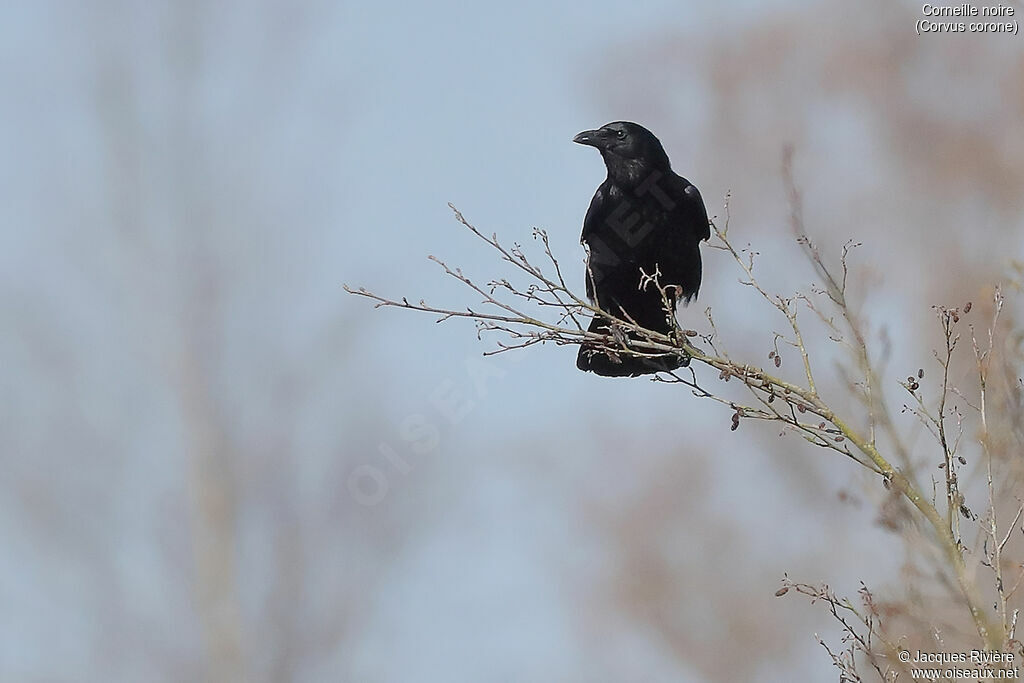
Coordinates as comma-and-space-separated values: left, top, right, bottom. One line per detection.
572, 121, 709, 377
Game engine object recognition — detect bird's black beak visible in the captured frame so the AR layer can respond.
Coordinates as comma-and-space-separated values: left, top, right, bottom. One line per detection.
573, 129, 604, 148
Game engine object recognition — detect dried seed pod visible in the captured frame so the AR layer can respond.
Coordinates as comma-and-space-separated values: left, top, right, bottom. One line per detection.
963, 301, 972, 313
684, 329, 698, 337
797, 404, 806, 413
768, 350, 775, 359
774, 355, 781, 368
766, 393, 775, 404
938, 462, 946, 469
918, 368, 924, 379
958, 456, 966, 465
818, 422, 826, 429
775, 587, 789, 597
834, 436, 844, 442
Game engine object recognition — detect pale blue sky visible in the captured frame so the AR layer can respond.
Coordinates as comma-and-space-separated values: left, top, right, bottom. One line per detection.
6, 0, 1005, 680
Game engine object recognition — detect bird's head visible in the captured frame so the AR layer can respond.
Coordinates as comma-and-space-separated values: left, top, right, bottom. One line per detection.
573, 121, 671, 183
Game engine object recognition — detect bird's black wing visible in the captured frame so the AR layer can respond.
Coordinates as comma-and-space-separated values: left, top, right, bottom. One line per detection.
672, 175, 710, 242
654, 174, 710, 303
579, 183, 610, 301
580, 183, 609, 243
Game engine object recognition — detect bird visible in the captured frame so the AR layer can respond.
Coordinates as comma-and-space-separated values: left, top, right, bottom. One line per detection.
572, 121, 709, 377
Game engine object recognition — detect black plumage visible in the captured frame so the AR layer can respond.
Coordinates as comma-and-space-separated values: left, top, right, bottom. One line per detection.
572, 121, 709, 376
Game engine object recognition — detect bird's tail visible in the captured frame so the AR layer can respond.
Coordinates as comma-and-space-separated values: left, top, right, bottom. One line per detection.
576, 316, 686, 377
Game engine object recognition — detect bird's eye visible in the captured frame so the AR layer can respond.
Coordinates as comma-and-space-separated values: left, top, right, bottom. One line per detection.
615, 129, 626, 139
